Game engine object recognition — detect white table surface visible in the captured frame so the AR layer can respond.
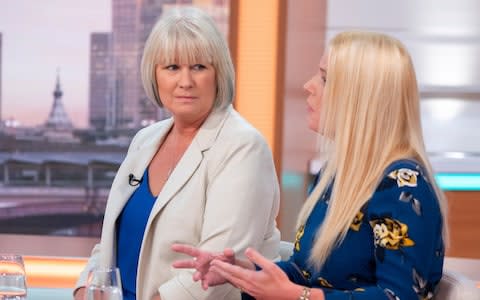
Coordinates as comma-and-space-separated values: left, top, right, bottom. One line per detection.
28, 288, 73, 300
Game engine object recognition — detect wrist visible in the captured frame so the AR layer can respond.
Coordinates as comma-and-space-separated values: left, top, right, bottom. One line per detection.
284, 284, 307, 300
297, 286, 311, 300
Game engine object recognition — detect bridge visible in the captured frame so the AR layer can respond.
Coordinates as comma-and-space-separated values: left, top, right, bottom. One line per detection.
0, 151, 124, 236
0, 185, 110, 235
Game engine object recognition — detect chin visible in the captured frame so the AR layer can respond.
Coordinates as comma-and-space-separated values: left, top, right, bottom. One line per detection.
307, 121, 319, 132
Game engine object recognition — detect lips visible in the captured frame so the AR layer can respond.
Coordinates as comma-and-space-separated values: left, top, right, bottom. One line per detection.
175, 96, 197, 102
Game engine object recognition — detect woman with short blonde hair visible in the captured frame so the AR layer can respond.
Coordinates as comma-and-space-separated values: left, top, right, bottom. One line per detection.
141, 7, 234, 109
74, 7, 280, 300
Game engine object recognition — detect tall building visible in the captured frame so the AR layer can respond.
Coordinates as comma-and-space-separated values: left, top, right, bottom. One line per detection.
0, 33, 3, 124
192, 0, 229, 38
138, 0, 177, 124
89, 33, 113, 131
111, 0, 139, 130
109, 0, 177, 131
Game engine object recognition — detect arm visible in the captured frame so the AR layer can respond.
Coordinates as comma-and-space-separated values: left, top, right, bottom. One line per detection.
211, 248, 326, 300
73, 130, 146, 299
199, 131, 280, 252
159, 131, 280, 299
73, 244, 101, 298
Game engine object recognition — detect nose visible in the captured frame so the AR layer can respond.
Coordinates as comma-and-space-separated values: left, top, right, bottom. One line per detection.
178, 67, 193, 88
303, 78, 312, 93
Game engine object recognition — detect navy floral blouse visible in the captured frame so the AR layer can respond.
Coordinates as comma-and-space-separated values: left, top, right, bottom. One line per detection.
277, 159, 445, 300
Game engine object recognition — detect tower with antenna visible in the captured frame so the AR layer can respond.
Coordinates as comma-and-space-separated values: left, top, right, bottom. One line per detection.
43, 69, 78, 142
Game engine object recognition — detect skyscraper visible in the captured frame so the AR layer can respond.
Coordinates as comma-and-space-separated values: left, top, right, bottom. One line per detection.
111, 0, 140, 130
89, 33, 113, 131
138, 0, 177, 124
110, 0, 177, 131
0, 33, 3, 123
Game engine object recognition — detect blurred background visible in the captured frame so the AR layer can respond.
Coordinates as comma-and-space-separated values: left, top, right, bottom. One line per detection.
0, 0, 479, 292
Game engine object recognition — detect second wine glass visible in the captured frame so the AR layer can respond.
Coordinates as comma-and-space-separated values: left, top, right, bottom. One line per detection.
86, 267, 122, 300
0, 254, 27, 300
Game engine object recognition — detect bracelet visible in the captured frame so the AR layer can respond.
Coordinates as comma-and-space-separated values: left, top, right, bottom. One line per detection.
298, 287, 311, 300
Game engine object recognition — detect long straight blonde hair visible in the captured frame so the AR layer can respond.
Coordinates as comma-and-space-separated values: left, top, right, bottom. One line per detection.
297, 31, 448, 269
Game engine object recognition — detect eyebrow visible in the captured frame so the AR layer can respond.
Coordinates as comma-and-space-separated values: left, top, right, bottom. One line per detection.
319, 67, 327, 73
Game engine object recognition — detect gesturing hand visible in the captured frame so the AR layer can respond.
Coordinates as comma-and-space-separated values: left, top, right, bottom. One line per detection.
171, 244, 237, 290
210, 248, 302, 300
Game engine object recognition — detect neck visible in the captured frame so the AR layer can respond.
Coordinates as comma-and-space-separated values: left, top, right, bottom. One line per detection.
170, 124, 199, 141
170, 115, 207, 144
171, 107, 213, 137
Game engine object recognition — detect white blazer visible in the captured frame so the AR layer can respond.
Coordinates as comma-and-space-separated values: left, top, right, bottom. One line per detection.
76, 105, 281, 300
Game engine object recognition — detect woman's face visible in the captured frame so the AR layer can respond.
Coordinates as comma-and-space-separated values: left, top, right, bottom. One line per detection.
304, 52, 328, 133
155, 60, 217, 124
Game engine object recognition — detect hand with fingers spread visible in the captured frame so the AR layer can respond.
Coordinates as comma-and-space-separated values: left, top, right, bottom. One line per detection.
210, 247, 307, 300
172, 243, 253, 290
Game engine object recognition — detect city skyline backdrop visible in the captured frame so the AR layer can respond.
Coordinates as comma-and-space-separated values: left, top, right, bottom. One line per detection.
0, 0, 228, 130
0, 0, 112, 128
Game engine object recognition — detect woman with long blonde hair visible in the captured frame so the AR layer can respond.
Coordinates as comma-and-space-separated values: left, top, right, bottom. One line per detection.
173, 31, 447, 300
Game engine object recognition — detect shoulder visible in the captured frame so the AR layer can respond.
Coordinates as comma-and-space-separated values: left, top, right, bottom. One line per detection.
135, 118, 171, 138
128, 118, 172, 149
369, 159, 440, 217
377, 159, 432, 192
205, 110, 275, 174
217, 109, 270, 149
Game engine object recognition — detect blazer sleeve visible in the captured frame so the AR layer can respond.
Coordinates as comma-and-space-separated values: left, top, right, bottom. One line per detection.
73, 244, 101, 294
74, 130, 144, 293
158, 129, 280, 300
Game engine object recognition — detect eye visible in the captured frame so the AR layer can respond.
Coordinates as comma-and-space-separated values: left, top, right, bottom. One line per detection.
321, 76, 327, 84
192, 64, 207, 71
165, 64, 179, 71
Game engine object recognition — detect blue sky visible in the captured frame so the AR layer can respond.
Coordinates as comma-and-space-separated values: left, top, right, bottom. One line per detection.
0, 0, 111, 127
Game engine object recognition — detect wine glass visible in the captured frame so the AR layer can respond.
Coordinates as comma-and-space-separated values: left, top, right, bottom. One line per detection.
0, 254, 27, 300
86, 267, 123, 300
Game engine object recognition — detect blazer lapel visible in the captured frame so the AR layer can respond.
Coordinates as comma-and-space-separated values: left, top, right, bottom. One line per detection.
108, 119, 174, 220
149, 105, 232, 217
150, 142, 203, 215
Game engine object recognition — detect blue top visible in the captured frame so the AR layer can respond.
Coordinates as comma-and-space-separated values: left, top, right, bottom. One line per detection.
243, 159, 444, 300
116, 169, 156, 300
281, 159, 444, 299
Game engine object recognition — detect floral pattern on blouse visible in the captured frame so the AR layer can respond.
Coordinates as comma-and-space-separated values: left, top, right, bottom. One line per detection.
388, 168, 419, 187
350, 210, 364, 231
399, 191, 422, 216
384, 288, 400, 300
370, 216, 415, 262
370, 217, 415, 250
294, 225, 305, 252
302, 269, 311, 280
271, 159, 444, 300
412, 268, 435, 300
318, 277, 334, 288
